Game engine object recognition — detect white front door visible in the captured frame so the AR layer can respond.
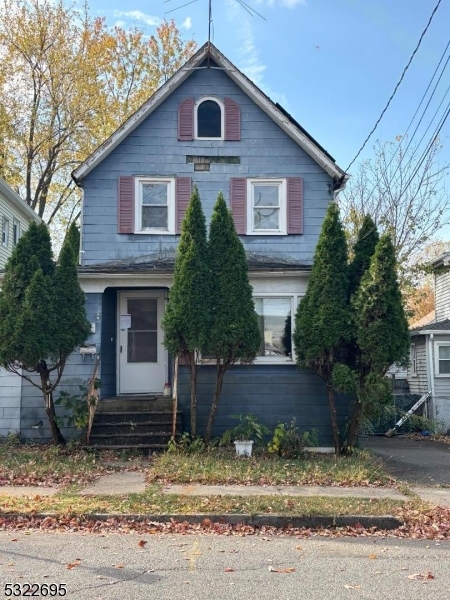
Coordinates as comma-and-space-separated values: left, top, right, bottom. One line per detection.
118, 291, 166, 394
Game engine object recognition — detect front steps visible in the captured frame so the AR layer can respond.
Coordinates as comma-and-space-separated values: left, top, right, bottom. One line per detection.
88, 395, 182, 451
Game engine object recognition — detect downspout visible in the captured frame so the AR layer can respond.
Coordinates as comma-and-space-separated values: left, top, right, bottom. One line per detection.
427, 333, 436, 420
79, 188, 84, 266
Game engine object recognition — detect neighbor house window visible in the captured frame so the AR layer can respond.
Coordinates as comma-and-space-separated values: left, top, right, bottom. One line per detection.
13, 219, 20, 245
2, 217, 9, 247
436, 343, 450, 375
410, 343, 417, 375
134, 177, 175, 234
254, 297, 293, 361
247, 179, 287, 235
195, 97, 223, 139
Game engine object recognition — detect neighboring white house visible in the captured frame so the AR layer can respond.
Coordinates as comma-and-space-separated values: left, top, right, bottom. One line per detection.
0, 176, 40, 438
407, 254, 450, 434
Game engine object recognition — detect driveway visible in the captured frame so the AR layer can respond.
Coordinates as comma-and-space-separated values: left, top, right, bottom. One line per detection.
361, 436, 450, 486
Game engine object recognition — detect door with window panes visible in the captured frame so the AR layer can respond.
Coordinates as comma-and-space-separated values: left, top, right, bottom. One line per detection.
118, 291, 166, 394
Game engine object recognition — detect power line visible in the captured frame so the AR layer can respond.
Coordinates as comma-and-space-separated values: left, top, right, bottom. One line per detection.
345, 0, 443, 173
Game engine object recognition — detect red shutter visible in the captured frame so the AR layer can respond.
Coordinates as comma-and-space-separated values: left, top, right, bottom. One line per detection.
118, 176, 134, 234
224, 97, 241, 141
230, 178, 246, 235
176, 177, 192, 233
287, 177, 303, 234
178, 97, 194, 141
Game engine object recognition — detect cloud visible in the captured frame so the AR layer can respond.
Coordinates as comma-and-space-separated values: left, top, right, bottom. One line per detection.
182, 17, 192, 30
257, 0, 307, 7
113, 10, 160, 27
114, 20, 126, 27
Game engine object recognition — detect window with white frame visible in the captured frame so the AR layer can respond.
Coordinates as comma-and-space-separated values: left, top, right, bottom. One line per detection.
135, 177, 175, 234
410, 343, 417, 375
247, 179, 287, 235
13, 219, 20, 246
195, 97, 223, 139
2, 217, 9, 247
436, 343, 450, 375
254, 297, 293, 360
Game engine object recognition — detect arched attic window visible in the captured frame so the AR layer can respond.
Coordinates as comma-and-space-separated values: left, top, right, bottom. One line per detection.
195, 97, 224, 139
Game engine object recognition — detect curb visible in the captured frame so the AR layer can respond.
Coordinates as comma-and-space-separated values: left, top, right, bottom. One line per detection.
2, 513, 403, 530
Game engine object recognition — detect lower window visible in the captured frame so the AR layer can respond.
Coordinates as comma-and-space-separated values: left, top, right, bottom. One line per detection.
437, 344, 450, 375
254, 297, 292, 359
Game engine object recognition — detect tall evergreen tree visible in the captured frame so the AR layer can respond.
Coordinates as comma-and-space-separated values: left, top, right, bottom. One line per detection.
162, 187, 209, 436
0, 222, 90, 444
62, 222, 80, 260
354, 233, 410, 374
294, 202, 350, 453
205, 193, 261, 444
348, 214, 379, 298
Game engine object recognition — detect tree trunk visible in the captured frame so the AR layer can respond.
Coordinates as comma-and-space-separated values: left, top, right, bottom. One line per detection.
327, 383, 341, 454
345, 397, 363, 450
189, 353, 198, 437
205, 364, 226, 444
39, 367, 65, 446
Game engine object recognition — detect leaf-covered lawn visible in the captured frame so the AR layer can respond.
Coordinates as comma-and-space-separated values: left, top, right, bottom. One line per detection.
0, 488, 404, 517
0, 443, 108, 487
147, 449, 394, 487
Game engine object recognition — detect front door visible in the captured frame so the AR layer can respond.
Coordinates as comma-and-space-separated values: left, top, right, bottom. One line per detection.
118, 291, 166, 394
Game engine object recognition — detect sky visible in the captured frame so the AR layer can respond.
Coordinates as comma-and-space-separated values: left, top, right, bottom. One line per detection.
88, 0, 450, 226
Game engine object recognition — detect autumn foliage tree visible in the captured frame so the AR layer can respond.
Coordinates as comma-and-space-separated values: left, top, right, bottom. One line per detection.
0, 0, 196, 236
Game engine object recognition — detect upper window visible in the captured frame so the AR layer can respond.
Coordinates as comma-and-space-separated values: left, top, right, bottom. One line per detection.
247, 179, 287, 235
195, 97, 223, 140
13, 219, 20, 246
436, 343, 450, 376
2, 217, 9, 247
134, 177, 175, 234
254, 297, 293, 361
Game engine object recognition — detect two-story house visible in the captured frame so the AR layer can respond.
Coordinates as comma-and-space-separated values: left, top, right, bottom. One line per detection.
0, 177, 41, 438
5, 42, 350, 445
408, 253, 450, 434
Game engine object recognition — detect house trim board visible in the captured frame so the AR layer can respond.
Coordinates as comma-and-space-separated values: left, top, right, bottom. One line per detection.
72, 43, 347, 186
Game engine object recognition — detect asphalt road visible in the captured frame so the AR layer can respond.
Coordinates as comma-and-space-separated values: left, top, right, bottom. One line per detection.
1, 532, 449, 600
361, 436, 450, 485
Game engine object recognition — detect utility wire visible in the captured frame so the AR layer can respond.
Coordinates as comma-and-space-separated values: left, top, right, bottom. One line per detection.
345, 0, 443, 173
359, 39, 450, 207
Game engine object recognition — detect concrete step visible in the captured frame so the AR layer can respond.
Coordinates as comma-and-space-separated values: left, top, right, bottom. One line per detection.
89, 432, 173, 446
97, 396, 173, 413
94, 411, 181, 425
90, 421, 182, 435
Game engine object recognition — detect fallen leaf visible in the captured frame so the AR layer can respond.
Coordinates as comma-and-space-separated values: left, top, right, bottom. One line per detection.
296, 546, 303, 551
268, 566, 295, 573
115, 564, 125, 569
407, 572, 434, 581
66, 559, 81, 570
368, 554, 377, 559
224, 568, 234, 572
138, 540, 147, 548
344, 585, 362, 589
10, 539, 18, 542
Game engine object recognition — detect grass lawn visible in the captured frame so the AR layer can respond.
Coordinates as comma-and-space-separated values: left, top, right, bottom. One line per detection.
0, 442, 108, 487
147, 448, 394, 487
0, 486, 406, 518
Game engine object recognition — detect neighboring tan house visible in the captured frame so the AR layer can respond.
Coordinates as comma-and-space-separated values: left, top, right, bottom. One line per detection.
0, 177, 41, 438
408, 255, 450, 433
1, 42, 350, 445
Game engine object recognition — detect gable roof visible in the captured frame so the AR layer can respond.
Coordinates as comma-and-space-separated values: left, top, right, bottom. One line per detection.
411, 318, 450, 334
0, 177, 41, 223
72, 42, 348, 188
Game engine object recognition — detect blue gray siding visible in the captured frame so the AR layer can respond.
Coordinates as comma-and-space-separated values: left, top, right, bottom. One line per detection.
178, 365, 351, 446
82, 64, 333, 265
